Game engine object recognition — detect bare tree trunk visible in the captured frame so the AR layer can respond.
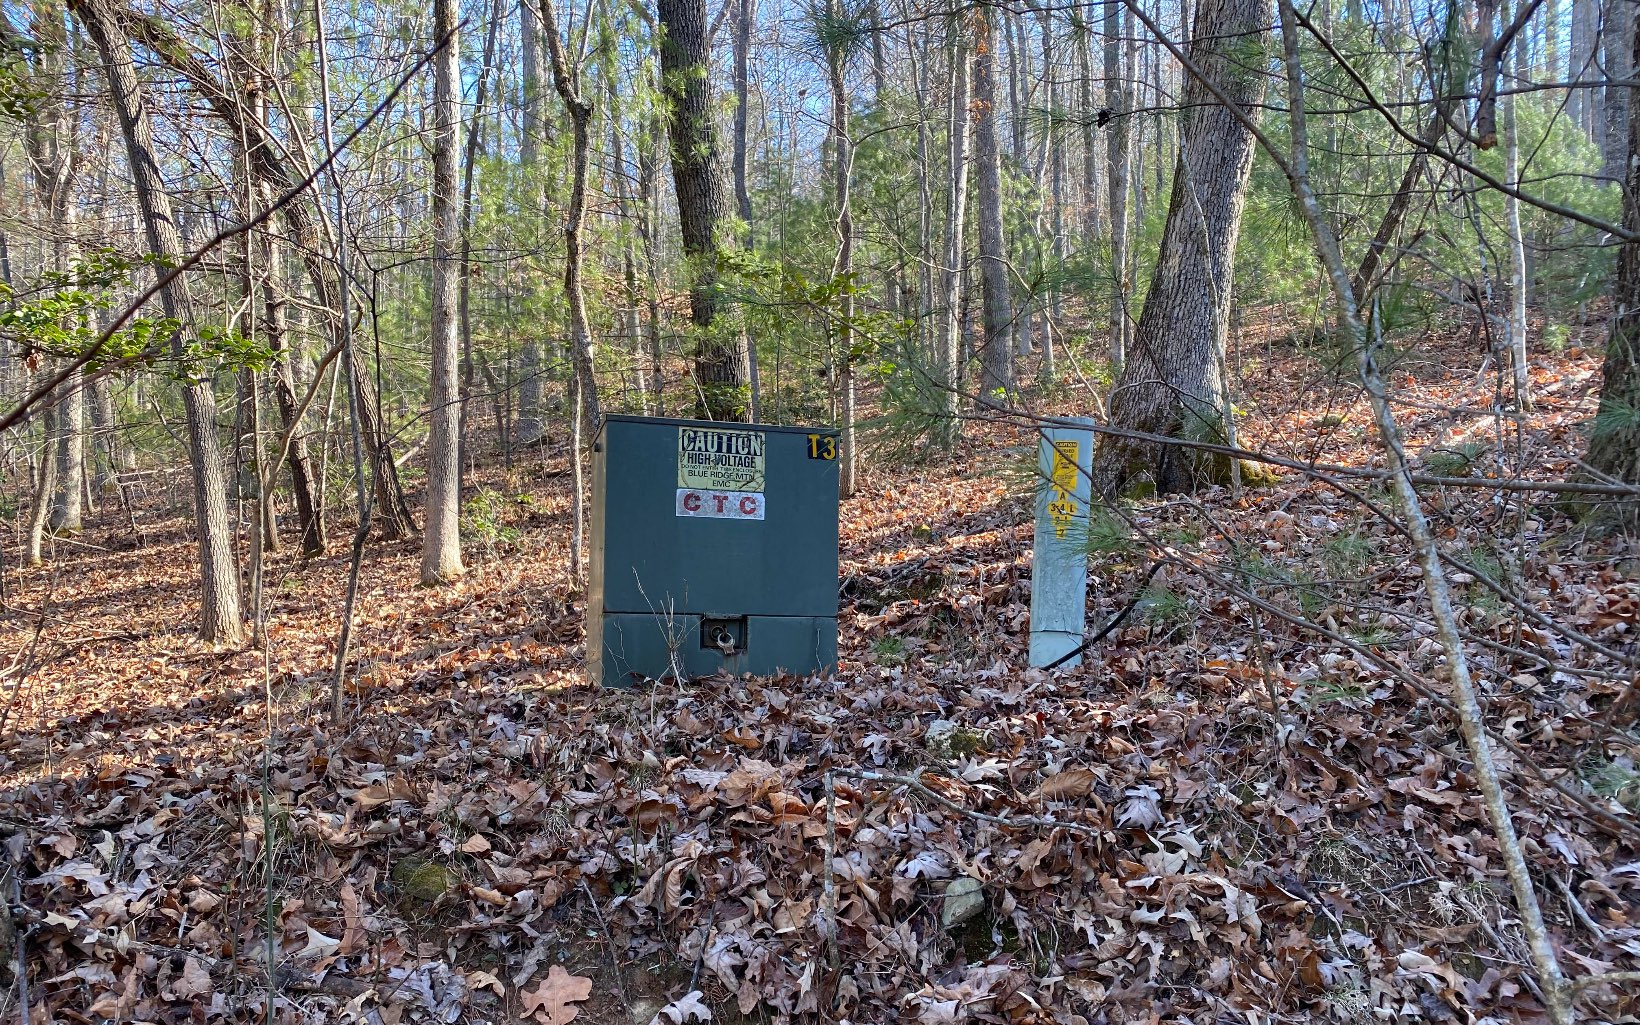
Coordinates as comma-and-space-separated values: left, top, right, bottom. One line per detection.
1040, 2, 1063, 385
76, 0, 244, 643
49, 373, 84, 533
22, 2, 85, 533
911, 20, 935, 357
1504, 7, 1532, 411
1094, 0, 1270, 496
605, 68, 649, 412
973, 7, 1014, 399
1104, 0, 1132, 370
421, 0, 464, 584
26, 421, 55, 568
1603, 0, 1633, 178
516, 0, 548, 445
538, 0, 602, 440
88, 375, 125, 491
823, 0, 857, 496
260, 185, 326, 556
733, 0, 760, 419
1078, 20, 1104, 239
937, 26, 972, 449
659, 0, 750, 419
1587, 6, 1640, 514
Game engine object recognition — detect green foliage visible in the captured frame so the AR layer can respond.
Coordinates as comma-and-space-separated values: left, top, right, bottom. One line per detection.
461, 487, 525, 560
1138, 586, 1192, 628
1087, 509, 1135, 556
869, 634, 907, 666
0, 251, 271, 378
1322, 531, 1376, 579
1420, 441, 1487, 478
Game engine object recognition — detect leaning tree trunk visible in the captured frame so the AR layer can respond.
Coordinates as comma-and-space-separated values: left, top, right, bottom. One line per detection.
421, 0, 465, 584
1093, 0, 1271, 497
1586, 8, 1640, 524
658, 0, 750, 420
973, 5, 1015, 400
75, 0, 244, 643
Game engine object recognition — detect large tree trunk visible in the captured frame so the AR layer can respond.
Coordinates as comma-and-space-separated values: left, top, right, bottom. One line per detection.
658, 0, 750, 420
1603, 0, 1634, 179
972, 6, 1014, 399
936, 25, 972, 449
1586, 5, 1640, 519
421, 0, 464, 584
1094, 0, 1271, 497
75, 0, 244, 643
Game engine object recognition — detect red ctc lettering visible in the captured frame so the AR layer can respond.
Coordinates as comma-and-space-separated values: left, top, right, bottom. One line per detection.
713, 494, 728, 513
683, 492, 702, 512
740, 496, 758, 515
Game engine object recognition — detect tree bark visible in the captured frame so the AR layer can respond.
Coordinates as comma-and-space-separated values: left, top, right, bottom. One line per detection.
516, 0, 549, 445
658, 0, 751, 419
823, 0, 857, 495
1603, 0, 1633, 179
937, 25, 972, 449
1094, 0, 1270, 497
1104, 0, 1132, 369
1587, 5, 1640, 518
538, 0, 603, 440
259, 183, 326, 556
21, 1, 85, 533
973, 7, 1014, 400
421, 0, 464, 584
75, 0, 245, 643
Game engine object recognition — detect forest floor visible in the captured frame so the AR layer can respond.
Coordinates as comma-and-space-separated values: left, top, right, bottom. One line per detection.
2, 315, 1638, 1025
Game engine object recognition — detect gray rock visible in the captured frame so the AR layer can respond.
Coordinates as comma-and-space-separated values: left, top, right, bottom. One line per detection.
940, 876, 985, 928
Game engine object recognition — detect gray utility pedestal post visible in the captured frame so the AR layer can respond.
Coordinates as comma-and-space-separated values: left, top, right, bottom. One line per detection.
1028, 418, 1095, 668
587, 415, 840, 687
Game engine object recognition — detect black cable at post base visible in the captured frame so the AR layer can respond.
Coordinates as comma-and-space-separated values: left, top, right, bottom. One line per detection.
1043, 561, 1164, 672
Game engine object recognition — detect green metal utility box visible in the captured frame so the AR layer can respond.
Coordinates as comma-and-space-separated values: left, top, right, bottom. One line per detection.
587, 415, 839, 687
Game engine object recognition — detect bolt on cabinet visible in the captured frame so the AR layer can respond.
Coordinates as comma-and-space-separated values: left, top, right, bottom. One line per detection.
587, 415, 840, 687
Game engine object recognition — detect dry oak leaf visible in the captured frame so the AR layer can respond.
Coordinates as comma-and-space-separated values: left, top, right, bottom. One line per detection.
521, 965, 594, 1025
1033, 768, 1098, 801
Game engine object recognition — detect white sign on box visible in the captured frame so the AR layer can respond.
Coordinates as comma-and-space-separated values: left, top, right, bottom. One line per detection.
676, 489, 765, 520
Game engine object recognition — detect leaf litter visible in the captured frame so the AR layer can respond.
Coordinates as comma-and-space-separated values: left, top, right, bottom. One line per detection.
0, 336, 1636, 1024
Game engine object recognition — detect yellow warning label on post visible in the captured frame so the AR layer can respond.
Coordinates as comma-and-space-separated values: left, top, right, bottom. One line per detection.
1048, 440, 1080, 539
1050, 441, 1079, 490
678, 427, 766, 493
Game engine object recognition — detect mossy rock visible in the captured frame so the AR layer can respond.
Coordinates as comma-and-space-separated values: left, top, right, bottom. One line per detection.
391, 857, 458, 903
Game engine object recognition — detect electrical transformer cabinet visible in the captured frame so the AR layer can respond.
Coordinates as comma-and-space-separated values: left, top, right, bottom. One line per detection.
587, 415, 840, 687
